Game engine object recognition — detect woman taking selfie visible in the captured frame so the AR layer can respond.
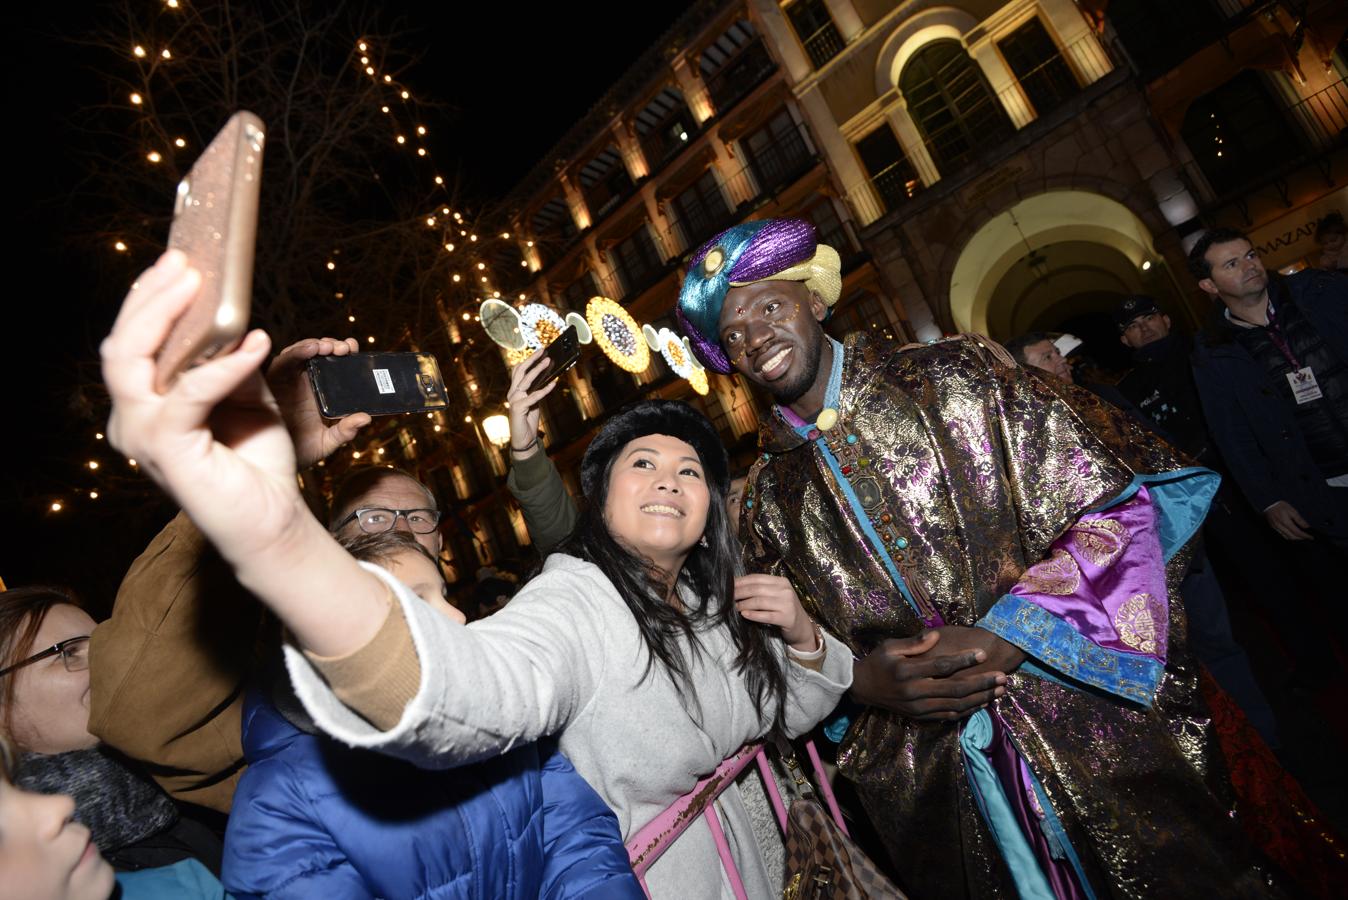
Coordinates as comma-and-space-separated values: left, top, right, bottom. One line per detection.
101, 251, 851, 898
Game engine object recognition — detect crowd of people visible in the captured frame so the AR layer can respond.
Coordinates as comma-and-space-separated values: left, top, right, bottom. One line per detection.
2, 216, 1346, 899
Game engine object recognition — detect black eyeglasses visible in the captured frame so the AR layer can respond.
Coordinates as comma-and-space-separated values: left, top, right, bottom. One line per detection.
334, 507, 442, 535
0, 635, 91, 678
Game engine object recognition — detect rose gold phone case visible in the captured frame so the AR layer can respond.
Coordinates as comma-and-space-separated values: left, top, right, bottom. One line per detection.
155, 111, 266, 391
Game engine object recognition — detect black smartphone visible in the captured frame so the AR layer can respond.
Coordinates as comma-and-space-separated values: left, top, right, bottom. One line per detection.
527, 326, 581, 392
307, 352, 449, 418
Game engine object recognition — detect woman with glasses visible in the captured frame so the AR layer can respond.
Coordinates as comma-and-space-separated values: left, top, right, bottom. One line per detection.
0, 587, 223, 879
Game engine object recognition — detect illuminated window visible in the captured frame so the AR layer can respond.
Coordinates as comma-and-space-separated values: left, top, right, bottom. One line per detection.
900, 40, 1012, 175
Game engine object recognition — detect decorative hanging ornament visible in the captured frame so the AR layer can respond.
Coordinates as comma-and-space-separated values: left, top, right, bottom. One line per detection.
658, 328, 694, 379
517, 303, 567, 350
479, 299, 526, 351
688, 367, 710, 396
565, 311, 594, 345
586, 297, 650, 373
682, 336, 705, 372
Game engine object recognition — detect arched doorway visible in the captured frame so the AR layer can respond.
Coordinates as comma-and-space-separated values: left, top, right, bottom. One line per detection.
949, 190, 1189, 369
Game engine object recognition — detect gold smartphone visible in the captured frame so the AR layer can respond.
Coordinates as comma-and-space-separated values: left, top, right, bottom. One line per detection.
155, 111, 266, 391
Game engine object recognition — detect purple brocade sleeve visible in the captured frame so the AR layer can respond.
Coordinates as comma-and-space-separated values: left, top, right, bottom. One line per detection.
979, 486, 1168, 704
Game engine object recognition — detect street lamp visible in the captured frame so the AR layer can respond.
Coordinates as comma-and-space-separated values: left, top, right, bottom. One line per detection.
482, 413, 512, 448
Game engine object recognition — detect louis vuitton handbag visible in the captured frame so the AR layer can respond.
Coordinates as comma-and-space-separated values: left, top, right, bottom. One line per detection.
775, 743, 906, 900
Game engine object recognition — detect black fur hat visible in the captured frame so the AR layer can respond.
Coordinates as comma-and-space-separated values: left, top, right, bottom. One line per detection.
580, 400, 729, 499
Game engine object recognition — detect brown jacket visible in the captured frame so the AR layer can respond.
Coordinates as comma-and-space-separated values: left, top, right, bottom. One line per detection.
88, 512, 264, 813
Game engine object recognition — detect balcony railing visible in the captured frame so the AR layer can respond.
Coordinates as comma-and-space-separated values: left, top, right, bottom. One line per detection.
1180, 75, 1347, 217
801, 23, 844, 69
656, 121, 820, 259
705, 38, 777, 115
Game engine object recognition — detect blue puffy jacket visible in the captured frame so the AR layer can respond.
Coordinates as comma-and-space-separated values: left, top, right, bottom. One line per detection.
222, 692, 641, 900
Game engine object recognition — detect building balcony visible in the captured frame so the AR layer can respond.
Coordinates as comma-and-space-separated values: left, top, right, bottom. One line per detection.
656, 120, 820, 262
1179, 75, 1347, 221
843, 35, 1122, 227
704, 38, 777, 114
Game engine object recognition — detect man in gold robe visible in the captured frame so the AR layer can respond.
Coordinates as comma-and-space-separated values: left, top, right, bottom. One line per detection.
675, 218, 1284, 898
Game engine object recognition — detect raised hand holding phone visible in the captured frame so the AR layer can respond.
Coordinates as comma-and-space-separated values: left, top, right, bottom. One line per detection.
266, 337, 371, 469
104, 252, 392, 658
506, 348, 561, 459
105, 251, 301, 558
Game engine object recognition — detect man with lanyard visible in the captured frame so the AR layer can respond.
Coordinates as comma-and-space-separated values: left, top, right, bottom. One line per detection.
675, 218, 1285, 898
1188, 228, 1348, 555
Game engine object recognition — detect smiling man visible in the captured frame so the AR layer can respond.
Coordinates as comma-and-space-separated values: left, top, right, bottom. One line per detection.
674, 218, 1283, 898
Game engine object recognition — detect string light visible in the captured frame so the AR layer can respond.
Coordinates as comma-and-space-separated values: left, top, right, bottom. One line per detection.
416, 126, 426, 135
146, 151, 161, 163
114, 241, 127, 252
161, 48, 172, 59
174, 137, 186, 148
87, 461, 99, 470
95, 433, 104, 440
133, 45, 146, 58
51, 501, 63, 512
130, 92, 143, 105
89, 491, 99, 500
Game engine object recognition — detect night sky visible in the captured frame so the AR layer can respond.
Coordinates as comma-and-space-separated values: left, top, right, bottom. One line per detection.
6, 1, 687, 603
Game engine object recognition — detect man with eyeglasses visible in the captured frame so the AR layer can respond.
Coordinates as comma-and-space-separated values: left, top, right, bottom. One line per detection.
87, 336, 449, 814
327, 466, 443, 556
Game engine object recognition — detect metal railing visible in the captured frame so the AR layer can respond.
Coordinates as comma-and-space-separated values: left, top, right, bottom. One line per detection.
654, 121, 820, 259
801, 22, 844, 69
1180, 76, 1348, 211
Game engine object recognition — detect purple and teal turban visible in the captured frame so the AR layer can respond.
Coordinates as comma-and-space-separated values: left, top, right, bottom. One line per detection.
675, 218, 841, 374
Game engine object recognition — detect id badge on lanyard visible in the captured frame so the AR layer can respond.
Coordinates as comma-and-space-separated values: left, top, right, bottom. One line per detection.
1264, 305, 1321, 404
1287, 367, 1323, 404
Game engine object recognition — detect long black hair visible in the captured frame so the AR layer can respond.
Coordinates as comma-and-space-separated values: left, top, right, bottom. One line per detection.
553, 400, 789, 731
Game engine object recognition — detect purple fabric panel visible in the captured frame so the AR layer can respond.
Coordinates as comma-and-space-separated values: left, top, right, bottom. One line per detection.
725, 218, 816, 283
1008, 487, 1169, 664
986, 711, 1089, 900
